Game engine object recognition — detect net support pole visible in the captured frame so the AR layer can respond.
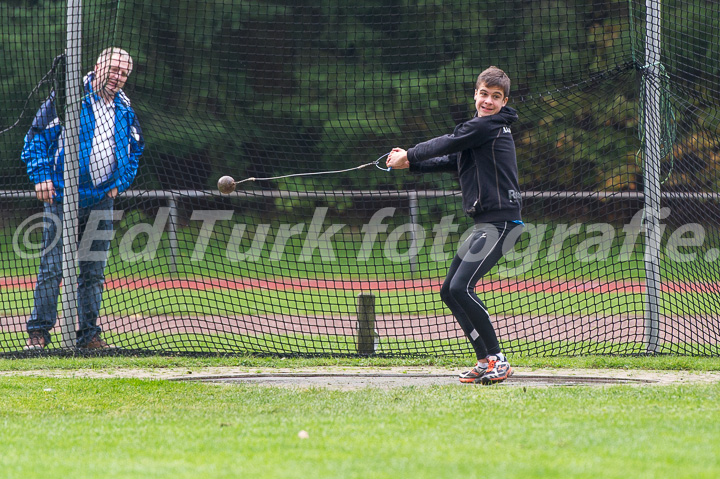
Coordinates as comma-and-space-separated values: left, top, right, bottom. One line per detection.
356, 293, 376, 355
408, 191, 419, 274
59, 0, 82, 347
167, 196, 179, 275
642, 0, 662, 353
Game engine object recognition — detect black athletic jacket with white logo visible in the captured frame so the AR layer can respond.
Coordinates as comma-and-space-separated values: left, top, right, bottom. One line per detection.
407, 106, 522, 224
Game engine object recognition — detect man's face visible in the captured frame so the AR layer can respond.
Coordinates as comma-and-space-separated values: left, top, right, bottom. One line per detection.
474, 83, 508, 117
94, 53, 132, 96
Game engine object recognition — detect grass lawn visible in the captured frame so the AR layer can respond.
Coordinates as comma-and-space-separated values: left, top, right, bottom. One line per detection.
3, 216, 720, 477
1, 376, 718, 479
1, 356, 719, 479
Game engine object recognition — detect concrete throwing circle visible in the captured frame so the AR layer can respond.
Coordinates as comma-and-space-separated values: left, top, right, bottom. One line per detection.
176, 372, 655, 390
5, 367, 716, 388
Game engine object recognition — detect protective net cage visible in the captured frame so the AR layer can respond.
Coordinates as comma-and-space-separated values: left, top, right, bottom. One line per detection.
1, 0, 719, 357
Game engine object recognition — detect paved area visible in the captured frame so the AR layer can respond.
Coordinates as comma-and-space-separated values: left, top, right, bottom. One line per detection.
4, 366, 719, 390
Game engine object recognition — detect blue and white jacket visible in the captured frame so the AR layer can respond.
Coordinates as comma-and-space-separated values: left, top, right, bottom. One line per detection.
21, 72, 144, 208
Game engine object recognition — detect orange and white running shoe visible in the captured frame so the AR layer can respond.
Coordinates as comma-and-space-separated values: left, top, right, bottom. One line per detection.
458, 361, 488, 383
479, 353, 513, 385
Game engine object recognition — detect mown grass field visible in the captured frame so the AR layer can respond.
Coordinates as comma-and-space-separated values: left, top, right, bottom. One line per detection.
1, 355, 719, 479
2, 216, 720, 477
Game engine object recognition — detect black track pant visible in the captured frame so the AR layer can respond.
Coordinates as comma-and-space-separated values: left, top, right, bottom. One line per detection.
440, 221, 523, 360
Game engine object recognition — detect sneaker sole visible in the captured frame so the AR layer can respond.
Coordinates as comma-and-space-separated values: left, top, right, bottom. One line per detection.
480, 366, 514, 385
23, 345, 45, 351
458, 370, 487, 382
459, 376, 482, 383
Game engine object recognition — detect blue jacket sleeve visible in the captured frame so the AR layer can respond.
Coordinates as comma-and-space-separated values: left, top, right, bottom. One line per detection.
21, 97, 61, 184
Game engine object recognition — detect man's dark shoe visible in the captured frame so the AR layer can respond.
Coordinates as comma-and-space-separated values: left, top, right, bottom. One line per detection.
82, 335, 117, 350
24, 331, 46, 350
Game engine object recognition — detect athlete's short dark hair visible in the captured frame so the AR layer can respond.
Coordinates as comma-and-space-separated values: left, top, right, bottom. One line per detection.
476, 66, 510, 98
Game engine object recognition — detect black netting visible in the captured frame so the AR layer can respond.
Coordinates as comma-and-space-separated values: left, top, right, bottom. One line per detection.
1, 0, 719, 356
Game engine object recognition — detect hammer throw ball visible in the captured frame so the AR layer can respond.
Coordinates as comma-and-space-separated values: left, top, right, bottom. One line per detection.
217, 175, 236, 194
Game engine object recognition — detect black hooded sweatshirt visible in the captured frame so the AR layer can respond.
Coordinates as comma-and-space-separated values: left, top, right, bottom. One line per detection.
407, 106, 522, 224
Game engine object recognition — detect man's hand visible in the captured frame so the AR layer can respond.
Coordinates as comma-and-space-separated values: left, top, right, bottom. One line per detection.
107, 187, 118, 199
35, 180, 56, 204
387, 147, 410, 170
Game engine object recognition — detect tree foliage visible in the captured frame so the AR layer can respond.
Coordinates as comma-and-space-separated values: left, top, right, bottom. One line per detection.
1, 0, 718, 198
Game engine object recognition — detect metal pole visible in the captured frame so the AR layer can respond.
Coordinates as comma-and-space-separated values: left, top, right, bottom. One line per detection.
643, 0, 662, 353
408, 191, 419, 274
59, 0, 82, 347
167, 197, 179, 275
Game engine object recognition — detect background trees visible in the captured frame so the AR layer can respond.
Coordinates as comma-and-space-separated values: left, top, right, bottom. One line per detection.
1, 0, 717, 201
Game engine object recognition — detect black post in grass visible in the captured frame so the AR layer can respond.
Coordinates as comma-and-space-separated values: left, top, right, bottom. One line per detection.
356, 293, 376, 355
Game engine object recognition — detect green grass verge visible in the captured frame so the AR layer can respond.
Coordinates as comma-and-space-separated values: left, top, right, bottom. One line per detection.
2, 329, 718, 357
1, 354, 719, 372
0, 374, 718, 479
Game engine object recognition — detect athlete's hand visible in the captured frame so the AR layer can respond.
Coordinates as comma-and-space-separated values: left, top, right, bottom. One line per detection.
35, 180, 56, 204
107, 187, 118, 199
387, 147, 409, 169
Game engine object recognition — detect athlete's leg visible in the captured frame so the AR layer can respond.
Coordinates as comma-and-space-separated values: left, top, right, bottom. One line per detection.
444, 222, 522, 356
440, 253, 487, 359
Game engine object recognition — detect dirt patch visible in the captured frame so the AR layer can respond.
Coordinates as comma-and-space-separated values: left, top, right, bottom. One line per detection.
2, 366, 719, 390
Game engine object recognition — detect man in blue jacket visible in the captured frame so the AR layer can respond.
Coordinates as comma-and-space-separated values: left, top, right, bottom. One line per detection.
387, 66, 522, 384
22, 47, 144, 350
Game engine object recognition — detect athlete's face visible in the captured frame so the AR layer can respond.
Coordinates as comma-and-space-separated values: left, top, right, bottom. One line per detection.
94, 53, 132, 96
474, 83, 508, 117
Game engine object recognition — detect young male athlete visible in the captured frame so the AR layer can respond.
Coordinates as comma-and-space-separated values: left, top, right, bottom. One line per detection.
386, 66, 523, 384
